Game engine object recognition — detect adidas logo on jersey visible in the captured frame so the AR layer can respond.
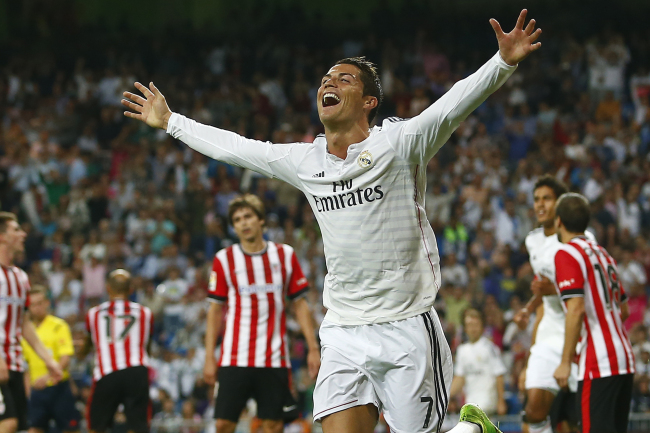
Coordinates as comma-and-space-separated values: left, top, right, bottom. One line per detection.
558, 278, 575, 289
312, 171, 325, 178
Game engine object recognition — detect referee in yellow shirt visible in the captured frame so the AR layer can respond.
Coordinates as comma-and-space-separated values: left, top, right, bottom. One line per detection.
21, 286, 80, 433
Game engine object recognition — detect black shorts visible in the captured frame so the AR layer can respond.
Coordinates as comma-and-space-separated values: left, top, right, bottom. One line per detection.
0, 371, 27, 431
29, 380, 80, 430
214, 367, 297, 422
88, 366, 150, 433
550, 389, 578, 426
578, 374, 634, 433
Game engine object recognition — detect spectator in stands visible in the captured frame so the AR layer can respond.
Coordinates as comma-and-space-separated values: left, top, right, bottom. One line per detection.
450, 308, 508, 415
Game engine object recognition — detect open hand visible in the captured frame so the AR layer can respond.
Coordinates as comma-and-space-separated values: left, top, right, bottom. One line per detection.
490, 9, 542, 66
122, 82, 173, 130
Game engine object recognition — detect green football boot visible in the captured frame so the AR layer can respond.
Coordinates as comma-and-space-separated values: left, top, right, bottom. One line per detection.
459, 403, 502, 433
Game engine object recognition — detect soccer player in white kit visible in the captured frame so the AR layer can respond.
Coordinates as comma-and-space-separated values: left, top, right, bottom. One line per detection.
450, 308, 508, 416
122, 10, 542, 433
516, 176, 593, 433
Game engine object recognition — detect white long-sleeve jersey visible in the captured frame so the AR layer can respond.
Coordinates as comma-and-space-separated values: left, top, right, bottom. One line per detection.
167, 52, 516, 325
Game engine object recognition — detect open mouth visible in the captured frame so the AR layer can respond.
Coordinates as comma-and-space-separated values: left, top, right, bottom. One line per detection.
322, 92, 341, 108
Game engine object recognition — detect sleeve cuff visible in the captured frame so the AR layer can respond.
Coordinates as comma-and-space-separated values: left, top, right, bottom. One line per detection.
560, 288, 584, 301
496, 51, 518, 69
166, 112, 180, 134
288, 286, 309, 300
207, 293, 227, 303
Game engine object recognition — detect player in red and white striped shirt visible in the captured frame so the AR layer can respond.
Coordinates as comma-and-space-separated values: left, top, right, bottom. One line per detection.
0, 212, 62, 433
552, 194, 635, 433
203, 195, 320, 433
84, 269, 153, 433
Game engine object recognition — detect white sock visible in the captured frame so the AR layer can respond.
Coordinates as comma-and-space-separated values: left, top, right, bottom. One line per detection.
528, 417, 552, 433
448, 421, 482, 433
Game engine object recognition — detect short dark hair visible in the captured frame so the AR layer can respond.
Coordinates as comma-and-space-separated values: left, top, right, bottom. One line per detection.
228, 194, 265, 226
29, 285, 48, 299
335, 57, 383, 124
556, 193, 590, 233
108, 269, 132, 295
0, 212, 17, 234
533, 175, 568, 201
462, 307, 485, 327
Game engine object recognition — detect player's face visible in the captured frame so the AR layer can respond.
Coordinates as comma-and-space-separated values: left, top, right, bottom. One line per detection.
533, 186, 557, 226
28, 293, 49, 320
0, 221, 26, 254
317, 64, 369, 126
232, 207, 265, 244
464, 315, 484, 342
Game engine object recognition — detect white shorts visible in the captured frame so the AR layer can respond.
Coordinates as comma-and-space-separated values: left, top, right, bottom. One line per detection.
313, 309, 453, 433
525, 342, 578, 393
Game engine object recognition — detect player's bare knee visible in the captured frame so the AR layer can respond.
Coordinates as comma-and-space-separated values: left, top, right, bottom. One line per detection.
524, 404, 548, 424
215, 418, 237, 433
0, 418, 19, 433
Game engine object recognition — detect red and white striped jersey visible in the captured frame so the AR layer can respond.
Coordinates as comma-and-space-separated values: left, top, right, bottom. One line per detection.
554, 236, 635, 380
85, 299, 153, 381
208, 242, 308, 368
0, 266, 29, 372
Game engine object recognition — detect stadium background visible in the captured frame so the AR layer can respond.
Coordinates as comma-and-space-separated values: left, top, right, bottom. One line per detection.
1, 0, 650, 431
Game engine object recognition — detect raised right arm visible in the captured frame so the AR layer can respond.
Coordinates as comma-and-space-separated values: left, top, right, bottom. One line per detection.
123, 82, 301, 188
166, 113, 294, 183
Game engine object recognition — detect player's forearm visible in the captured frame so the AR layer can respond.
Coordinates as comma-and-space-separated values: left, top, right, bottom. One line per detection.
524, 294, 543, 313
166, 113, 273, 175
561, 298, 585, 365
530, 303, 544, 347
415, 52, 516, 149
205, 302, 224, 363
293, 298, 319, 351
22, 320, 54, 364
496, 375, 506, 401
620, 300, 630, 322
450, 376, 465, 398
58, 355, 70, 371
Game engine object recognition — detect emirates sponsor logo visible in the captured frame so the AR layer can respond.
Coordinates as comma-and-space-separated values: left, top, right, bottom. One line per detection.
238, 283, 283, 295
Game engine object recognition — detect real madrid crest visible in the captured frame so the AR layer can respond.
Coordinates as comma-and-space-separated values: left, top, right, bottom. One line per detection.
357, 150, 373, 168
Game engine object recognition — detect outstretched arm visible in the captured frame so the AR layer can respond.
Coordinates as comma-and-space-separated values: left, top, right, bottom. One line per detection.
122, 83, 301, 187
394, 9, 541, 163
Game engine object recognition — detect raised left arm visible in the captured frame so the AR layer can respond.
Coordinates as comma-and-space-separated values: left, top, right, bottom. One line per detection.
395, 10, 540, 163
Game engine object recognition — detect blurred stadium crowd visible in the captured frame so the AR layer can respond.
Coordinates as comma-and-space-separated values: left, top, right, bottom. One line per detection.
1, 14, 650, 432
